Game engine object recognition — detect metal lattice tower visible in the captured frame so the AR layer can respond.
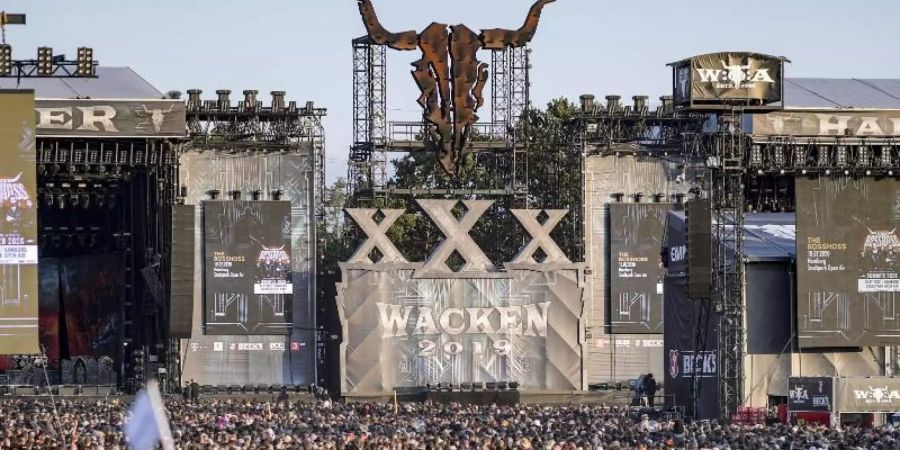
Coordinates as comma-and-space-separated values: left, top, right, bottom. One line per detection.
711, 111, 746, 421
349, 37, 387, 198
490, 46, 531, 202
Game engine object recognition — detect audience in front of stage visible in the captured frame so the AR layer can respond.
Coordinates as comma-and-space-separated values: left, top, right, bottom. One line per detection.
1, 397, 899, 449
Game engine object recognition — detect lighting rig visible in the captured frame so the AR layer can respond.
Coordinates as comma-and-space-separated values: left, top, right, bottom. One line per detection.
0, 12, 97, 78
186, 89, 326, 218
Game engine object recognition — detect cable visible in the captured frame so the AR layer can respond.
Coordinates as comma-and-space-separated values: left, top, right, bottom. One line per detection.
38, 345, 66, 449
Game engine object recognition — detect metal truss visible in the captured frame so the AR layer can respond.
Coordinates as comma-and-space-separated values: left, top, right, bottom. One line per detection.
347, 39, 532, 201
348, 37, 387, 199
706, 111, 746, 422
567, 98, 709, 262
576, 97, 708, 153
185, 89, 327, 219
36, 138, 177, 174
748, 137, 900, 175
0, 60, 98, 78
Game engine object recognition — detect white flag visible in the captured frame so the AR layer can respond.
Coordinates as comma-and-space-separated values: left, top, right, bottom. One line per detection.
124, 380, 175, 450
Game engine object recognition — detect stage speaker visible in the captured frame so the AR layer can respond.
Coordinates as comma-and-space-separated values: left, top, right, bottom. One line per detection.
170, 205, 195, 338
686, 198, 712, 300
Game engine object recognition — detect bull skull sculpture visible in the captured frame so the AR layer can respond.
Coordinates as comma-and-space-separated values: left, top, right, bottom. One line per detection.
357, 0, 556, 175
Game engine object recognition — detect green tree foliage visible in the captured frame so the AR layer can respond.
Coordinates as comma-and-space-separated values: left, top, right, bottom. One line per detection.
321, 98, 583, 272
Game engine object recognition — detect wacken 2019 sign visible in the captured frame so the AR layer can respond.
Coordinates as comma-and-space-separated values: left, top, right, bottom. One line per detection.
337, 200, 586, 394
669, 52, 787, 109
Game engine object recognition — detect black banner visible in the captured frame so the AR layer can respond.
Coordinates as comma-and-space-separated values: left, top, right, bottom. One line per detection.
788, 377, 833, 412
663, 274, 720, 420
796, 177, 900, 348
609, 204, 671, 333
671, 52, 784, 107
204, 201, 293, 335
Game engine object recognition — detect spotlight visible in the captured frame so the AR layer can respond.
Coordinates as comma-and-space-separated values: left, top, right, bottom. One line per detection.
271, 189, 283, 201
37, 47, 53, 76
0, 44, 11, 76
76, 47, 94, 77
206, 189, 221, 200
228, 190, 241, 201
251, 190, 262, 201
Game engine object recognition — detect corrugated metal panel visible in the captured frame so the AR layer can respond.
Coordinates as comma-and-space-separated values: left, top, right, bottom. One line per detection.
0, 67, 163, 99
785, 78, 900, 109
856, 79, 900, 103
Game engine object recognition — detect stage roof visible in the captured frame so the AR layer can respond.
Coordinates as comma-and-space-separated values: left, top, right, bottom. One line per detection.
0, 67, 164, 100
667, 211, 795, 263
742, 213, 795, 262
784, 78, 900, 110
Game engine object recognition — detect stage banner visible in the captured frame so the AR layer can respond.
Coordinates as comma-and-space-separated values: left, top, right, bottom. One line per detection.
834, 377, 900, 413
339, 268, 584, 393
203, 201, 293, 335
788, 377, 834, 412
0, 90, 39, 355
796, 177, 900, 348
663, 274, 720, 420
608, 203, 671, 334
751, 111, 900, 137
35, 99, 186, 138
672, 52, 783, 106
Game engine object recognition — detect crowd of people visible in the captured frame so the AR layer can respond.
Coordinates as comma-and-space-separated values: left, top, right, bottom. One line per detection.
1, 397, 900, 449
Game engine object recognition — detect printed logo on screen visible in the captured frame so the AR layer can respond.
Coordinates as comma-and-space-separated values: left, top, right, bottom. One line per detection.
789, 385, 809, 402
676, 67, 690, 99
697, 61, 774, 90
290, 342, 301, 351
853, 387, 900, 405
669, 351, 717, 379
133, 105, 176, 133
669, 245, 686, 263
269, 342, 285, 351
213, 342, 224, 352
668, 350, 679, 379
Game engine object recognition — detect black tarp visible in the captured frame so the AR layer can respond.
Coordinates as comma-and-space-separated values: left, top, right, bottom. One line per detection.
663, 274, 720, 420
746, 264, 794, 354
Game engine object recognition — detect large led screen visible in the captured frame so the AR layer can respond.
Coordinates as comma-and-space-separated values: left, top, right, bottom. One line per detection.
797, 177, 900, 348
204, 201, 293, 335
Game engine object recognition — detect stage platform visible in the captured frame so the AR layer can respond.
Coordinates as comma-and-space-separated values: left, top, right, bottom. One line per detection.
343, 390, 635, 405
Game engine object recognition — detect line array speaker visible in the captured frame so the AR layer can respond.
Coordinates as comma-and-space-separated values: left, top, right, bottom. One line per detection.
686, 199, 712, 300
170, 205, 195, 338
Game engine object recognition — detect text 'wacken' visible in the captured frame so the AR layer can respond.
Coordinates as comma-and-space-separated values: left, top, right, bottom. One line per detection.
377, 303, 551, 338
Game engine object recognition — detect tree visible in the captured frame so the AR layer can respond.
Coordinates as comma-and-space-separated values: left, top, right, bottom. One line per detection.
330, 98, 584, 268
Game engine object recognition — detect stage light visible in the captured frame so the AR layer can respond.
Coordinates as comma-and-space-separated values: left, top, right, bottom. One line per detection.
271, 189, 283, 201
76, 47, 94, 77
0, 44, 11, 76
206, 189, 221, 200
251, 190, 262, 201
37, 47, 53, 76
228, 190, 241, 201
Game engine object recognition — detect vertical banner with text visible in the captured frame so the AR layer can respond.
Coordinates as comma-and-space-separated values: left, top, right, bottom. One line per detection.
0, 90, 39, 355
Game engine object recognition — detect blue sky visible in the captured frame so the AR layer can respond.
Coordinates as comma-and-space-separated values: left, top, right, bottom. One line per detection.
4, 0, 900, 182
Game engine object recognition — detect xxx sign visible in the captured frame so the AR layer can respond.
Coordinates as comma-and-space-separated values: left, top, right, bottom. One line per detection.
346, 199, 571, 276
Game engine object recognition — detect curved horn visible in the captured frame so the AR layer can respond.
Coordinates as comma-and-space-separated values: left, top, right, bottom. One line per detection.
356, 0, 418, 51
480, 0, 556, 50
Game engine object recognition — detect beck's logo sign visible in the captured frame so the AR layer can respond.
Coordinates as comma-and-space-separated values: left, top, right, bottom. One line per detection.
697, 61, 774, 90
668, 351, 717, 379
854, 386, 900, 405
